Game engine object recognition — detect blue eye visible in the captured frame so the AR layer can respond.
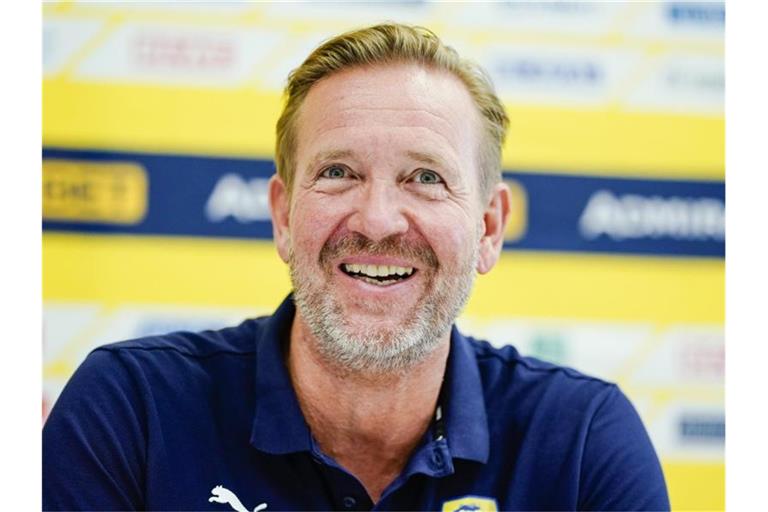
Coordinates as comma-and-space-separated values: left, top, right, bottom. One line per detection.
320, 165, 347, 179
414, 169, 442, 184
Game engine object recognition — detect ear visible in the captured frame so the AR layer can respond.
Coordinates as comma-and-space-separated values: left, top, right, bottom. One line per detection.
268, 174, 291, 263
476, 182, 511, 275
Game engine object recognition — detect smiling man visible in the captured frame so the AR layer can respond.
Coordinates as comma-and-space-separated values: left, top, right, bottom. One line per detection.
43, 24, 669, 511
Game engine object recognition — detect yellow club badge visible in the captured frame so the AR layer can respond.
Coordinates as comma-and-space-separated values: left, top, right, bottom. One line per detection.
441, 495, 498, 512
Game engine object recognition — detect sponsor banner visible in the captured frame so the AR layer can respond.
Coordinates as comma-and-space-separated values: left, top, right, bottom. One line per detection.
629, 325, 724, 387
473, 43, 721, 115
625, 52, 723, 115
646, 401, 724, 460
629, 2, 724, 42
74, 23, 285, 87
481, 44, 644, 108
43, 159, 148, 224
42, 148, 725, 257
680, 414, 725, 442
449, 2, 624, 37
67, 1, 256, 14
524, 173, 724, 257
666, 2, 725, 26
43, 148, 274, 238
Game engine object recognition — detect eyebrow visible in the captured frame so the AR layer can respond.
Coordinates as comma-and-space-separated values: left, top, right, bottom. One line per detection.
406, 150, 450, 169
406, 151, 458, 180
306, 149, 355, 176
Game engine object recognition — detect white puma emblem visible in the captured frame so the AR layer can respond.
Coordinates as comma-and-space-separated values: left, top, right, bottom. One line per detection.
209, 485, 267, 512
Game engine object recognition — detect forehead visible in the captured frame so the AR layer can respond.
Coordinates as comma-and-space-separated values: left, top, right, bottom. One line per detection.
294, 63, 482, 172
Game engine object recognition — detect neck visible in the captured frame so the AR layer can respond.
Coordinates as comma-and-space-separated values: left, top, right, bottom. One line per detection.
287, 313, 450, 503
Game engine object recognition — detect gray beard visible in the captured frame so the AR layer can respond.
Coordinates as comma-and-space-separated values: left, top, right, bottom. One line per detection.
289, 235, 478, 376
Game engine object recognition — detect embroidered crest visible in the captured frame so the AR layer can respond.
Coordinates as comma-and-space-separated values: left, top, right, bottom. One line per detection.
441, 495, 498, 512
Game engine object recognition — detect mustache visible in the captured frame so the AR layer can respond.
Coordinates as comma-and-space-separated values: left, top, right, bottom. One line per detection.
319, 232, 438, 271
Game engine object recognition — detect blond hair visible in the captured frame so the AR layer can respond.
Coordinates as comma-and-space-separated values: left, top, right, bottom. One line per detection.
275, 23, 509, 200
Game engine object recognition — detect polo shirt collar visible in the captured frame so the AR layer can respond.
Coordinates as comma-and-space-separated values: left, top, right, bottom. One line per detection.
442, 326, 490, 464
249, 295, 490, 465
250, 295, 312, 454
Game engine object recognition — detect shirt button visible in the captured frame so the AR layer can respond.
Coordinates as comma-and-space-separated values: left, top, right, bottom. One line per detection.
342, 496, 357, 508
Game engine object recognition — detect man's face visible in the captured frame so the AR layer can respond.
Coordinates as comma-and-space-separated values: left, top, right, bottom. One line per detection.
270, 63, 507, 373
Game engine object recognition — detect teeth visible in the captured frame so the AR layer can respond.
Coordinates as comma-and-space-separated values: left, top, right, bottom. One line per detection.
343, 263, 414, 278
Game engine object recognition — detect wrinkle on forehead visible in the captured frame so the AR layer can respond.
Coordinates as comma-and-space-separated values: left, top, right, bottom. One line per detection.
308, 67, 475, 123
315, 107, 458, 137
295, 63, 482, 170
311, 122, 465, 164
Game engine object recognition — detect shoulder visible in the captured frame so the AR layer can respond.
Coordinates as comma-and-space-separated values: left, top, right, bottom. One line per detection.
95, 316, 267, 358
464, 335, 617, 413
46, 315, 275, 434
462, 335, 669, 510
64, 316, 272, 401
82, 316, 272, 378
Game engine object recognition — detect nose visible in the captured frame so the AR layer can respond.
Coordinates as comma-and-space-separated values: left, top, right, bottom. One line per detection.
346, 179, 409, 242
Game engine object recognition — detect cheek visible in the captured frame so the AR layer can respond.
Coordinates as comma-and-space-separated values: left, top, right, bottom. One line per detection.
410, 229, 456, 278
290, 219, 323, 259
289, 198, 341, 258
433, 229, 471, 267
415, 206, 478, 264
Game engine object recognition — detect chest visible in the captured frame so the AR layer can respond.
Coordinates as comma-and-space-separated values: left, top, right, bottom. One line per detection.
140, 433, 579, 511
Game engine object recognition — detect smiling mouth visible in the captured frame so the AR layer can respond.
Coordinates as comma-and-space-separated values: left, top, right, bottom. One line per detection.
339, 263, 416, 286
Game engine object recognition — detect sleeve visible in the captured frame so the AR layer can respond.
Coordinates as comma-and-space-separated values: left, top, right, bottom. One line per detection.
43, 348, 147, 511
577, 385, 670, 511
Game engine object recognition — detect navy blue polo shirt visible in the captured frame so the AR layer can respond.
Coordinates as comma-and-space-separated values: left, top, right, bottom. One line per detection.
43, 295, 669, 511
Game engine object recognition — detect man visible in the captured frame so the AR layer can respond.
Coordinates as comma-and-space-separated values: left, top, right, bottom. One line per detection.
43, 24, 669, 511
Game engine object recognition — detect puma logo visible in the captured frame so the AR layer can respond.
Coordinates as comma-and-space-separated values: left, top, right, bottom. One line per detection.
209, 485, 267, 512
